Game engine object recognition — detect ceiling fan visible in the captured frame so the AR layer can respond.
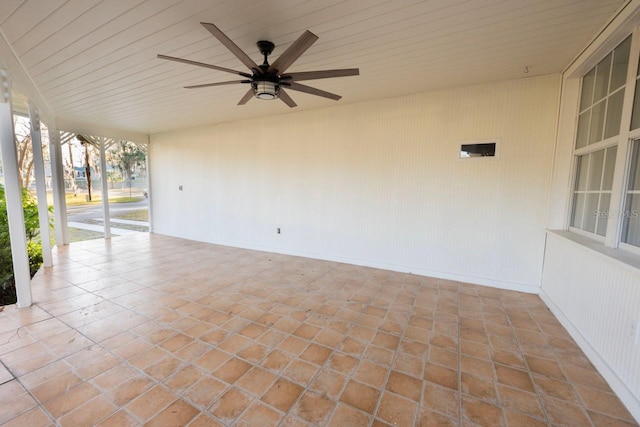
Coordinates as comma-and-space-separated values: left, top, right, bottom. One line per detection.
158, 22, 359, 108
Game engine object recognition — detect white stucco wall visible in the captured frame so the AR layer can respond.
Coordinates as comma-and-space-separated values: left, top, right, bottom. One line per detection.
150, 74, 560, 292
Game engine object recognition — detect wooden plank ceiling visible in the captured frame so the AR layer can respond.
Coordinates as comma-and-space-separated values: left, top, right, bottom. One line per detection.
0, 0, 627, 135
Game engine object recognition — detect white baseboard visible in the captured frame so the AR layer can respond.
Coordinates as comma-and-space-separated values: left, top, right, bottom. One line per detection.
539, 289, 640, 424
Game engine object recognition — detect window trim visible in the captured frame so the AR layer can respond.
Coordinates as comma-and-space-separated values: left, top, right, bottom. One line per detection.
568, 28, 640, 249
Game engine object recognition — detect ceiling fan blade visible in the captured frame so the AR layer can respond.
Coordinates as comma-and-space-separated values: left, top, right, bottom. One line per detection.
278, 89, 297, 108
201, 22, 259, 72
269, 30, 318, 74
284, 69, 359, 81
158, 54, 251, 78
185, 80, 250, 89
238, 88, 255, 105
286, 82, 341, 101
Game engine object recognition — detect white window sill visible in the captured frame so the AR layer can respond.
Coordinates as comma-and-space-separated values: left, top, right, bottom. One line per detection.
547, 229, 640, 272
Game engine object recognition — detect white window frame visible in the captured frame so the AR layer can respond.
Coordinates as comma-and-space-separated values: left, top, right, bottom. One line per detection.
568, 26, 640, 250
619, 137, 640, 254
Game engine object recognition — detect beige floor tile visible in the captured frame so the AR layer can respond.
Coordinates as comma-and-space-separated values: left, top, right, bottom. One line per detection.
460, 371, 497, 402
94, 409, 139, 427
1, 406, 54, 427
125, 385, 176, 421
503, 409, 548, 427
282, 358, 319, 385
236, 366, 278, 396
354, 360, 388, 389
422, 381, 459, 419
540, 395, 592, 426
213, 357, 252, 384
386, 371, 422, 401
145, 398, 199, 427
461, 396, 505, 427
58, 395, 117, 427
208, 386, 253, 423
236, 400, 283, 427
261, 378, 304, 413
183, 376, 227, 409
496, 384, 545, 419
0, 380, 39, 424
29, 370, 84, 403
328, 352, 359, 375
107, 376, 154, 407
194, 348, 230, 371
262, 349, 293, 373
165, 365, 204, 393
329, 403, 371, 426
44, 382, 101, 419
588, 410, 639, 427
416, 409, 457, 426
574, 384, 636, 422
188, 413, 225, 427
2, 234, 634, 427
340, 380, 380, 414
495, 364, 535, 393
292, 391, 336, 425
376, 391, 417, 426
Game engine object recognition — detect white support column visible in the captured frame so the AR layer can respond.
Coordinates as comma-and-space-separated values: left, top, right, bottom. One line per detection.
28, 104, 52, 267
0, 69, 31, 307
48, 127, 68, 245
145, 144, 152, 233
99, 137, 110, 238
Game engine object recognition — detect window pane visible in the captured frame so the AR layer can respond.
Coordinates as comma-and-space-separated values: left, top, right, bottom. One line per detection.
575, 155, 589, 191
611, 36, 631, 91
632, 80, 640, 131
576, 111, 590, 149
622, 141, 640, 246
596, 193, 611, 236
622, 194, 640, 246
588, 100, 606, 145
628, 141, 640, 191
594, 53, 612, 101
580, 68, 596, 111
583, 194, 600, 233
602, 146, 617, 191
571, 193, 586, 229
604, 89, 624, 139
587, 149, 605, 191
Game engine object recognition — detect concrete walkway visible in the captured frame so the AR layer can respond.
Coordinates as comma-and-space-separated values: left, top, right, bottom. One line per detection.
67, 221, 144, 236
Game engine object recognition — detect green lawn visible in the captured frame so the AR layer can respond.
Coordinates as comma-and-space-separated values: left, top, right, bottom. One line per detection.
112, 209, 148, 222
68, 227, 104, 243
41, 191, 145, 206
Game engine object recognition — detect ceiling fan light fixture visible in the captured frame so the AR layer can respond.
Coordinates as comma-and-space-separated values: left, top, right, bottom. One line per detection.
254, 81, 279, 100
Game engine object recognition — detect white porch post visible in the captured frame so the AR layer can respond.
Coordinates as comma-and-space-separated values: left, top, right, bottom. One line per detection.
145, 145, 152, 232
49, 127, 68, 245
0, 69, 32, 307
28, 104, 52, 267
99, 137, 110, 238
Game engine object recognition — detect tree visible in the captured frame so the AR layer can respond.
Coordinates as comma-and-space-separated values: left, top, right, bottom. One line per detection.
109, 141, 147, 195
76, 135, 98, 201
14, 116, 40, 189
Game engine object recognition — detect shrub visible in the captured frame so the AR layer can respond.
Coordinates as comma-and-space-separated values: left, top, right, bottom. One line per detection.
0, 184, 51, 305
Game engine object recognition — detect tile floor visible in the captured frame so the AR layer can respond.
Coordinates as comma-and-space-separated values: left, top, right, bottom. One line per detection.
0, 234, 637, 426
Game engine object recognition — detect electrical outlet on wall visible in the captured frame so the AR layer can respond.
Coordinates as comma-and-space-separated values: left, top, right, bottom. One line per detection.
636, 321, 640, 345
